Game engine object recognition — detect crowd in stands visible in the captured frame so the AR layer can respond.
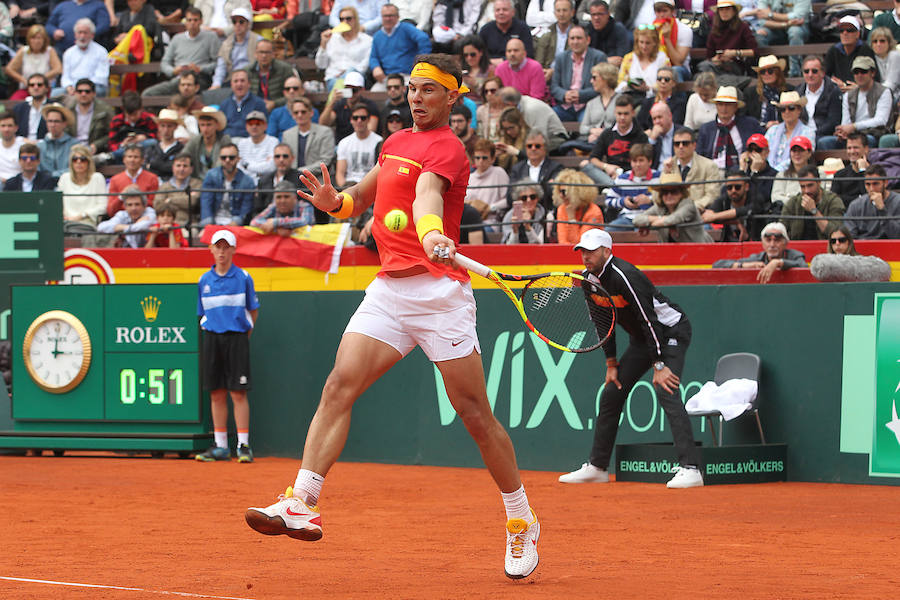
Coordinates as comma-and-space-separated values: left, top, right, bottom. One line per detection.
1, 0, 899, 254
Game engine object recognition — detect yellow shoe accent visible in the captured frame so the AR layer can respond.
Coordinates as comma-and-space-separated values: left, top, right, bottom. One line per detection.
506, 518, 529, 534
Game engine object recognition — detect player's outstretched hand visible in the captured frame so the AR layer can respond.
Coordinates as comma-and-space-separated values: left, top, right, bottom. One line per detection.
298, 163, 341, 212
424, 232, 455, 265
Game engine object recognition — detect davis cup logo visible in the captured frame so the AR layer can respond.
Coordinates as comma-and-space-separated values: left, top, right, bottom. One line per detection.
53, 249, 116, 284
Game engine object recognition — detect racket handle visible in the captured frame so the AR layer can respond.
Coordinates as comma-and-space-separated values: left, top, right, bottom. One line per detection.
453, 252, 491, 278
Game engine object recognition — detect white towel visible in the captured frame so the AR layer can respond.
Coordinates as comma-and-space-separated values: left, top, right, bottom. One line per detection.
685, 378, 758, 421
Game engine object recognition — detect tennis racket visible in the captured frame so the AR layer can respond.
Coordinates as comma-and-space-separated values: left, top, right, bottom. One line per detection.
452, 252, 616, 353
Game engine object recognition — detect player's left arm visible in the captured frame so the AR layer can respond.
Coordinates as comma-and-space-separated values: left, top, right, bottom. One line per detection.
413, 171, 452, 263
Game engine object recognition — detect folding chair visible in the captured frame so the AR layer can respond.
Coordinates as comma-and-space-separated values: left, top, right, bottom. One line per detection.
687, 352, 766, 446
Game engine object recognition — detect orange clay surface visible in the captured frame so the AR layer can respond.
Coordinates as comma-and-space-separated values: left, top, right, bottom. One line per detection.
1, 454, 899, 600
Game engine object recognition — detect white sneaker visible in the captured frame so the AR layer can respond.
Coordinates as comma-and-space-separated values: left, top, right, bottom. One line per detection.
558, 462, 610, 483
245, 486, 323, 541
666, 466, 704, 489
504, 509, 540, 579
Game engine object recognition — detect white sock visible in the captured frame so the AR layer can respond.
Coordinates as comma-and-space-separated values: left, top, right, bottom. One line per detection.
501, 485, 532, 521
214, 431, 228, 449
294, 469, 325, 506
237, 431, 249, 446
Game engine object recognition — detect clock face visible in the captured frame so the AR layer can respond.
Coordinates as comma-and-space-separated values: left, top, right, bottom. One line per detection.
23, 311, 92, 393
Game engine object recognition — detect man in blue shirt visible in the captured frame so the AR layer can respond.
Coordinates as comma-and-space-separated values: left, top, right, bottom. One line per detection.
46, 0, 110, 54
196, 229, 260, 463
368, 3, 431, 90
200, 143, 256, 226
220, 69, 268, 139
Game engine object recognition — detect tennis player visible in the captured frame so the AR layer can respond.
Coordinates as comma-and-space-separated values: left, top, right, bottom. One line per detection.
245, 54, 540, 579
559, 228, 704, 488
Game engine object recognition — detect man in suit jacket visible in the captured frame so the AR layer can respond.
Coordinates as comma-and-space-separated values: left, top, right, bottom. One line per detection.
255, 142, 302, 215
550, 25, 608, 121
696, 86, 765, 170
13, 74, 50, 140
534, 0, 575, 76
508, 131, 563, 211
282, 98, 336, 184
661, 126, 722, 210
69, 78, 115, 154
795, 56, 842, 143
3, 144, 58, 191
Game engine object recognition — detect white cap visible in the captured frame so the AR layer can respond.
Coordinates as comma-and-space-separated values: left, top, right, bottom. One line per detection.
232, 7, 252, 21
574, 228, 613, 251
343, 71, 365, 88
211, 230, 237, 247
761, 222, 789, 241
654, 0, 675, 6
838, 15, 860, 30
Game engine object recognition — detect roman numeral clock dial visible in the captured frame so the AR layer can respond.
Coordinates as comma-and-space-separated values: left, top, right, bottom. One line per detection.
22, 310, 92, 393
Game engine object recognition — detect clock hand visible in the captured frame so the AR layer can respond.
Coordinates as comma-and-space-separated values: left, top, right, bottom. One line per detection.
52, 337, 61, 358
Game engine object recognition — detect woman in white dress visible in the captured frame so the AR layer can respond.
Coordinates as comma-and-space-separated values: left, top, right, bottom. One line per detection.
616, 26, 670, 98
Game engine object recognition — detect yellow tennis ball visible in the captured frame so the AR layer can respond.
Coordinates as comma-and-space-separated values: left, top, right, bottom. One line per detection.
384, 209, 408, 232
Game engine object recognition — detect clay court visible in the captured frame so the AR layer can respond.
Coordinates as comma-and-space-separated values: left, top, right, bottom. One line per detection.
1, 454, 898, 599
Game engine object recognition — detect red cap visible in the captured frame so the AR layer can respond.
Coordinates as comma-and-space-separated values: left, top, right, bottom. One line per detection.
789, 135, 813, 151
746, 133, 768, 149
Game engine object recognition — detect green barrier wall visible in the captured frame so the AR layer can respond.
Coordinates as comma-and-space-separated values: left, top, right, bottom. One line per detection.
240, 282, 898, 484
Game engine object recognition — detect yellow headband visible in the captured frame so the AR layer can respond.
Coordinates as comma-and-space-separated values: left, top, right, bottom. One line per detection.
410, 63, 470, 94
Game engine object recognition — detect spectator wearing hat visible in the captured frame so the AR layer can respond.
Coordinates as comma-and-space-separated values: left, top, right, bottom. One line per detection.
738, 132, 778, 208
819, 56, 892, 150
498, 37, 549, 101
744, 55, 794, 131
651, 0, 694, 81
199, 143, 256, 226
236, 110, 279, 183
37, 103, 78, 178
825, 16, 879, 89
185, 106, 233, 179
712, 222, 807, 283
248, 38, 300, 112
780, 164, 844, 240
210, 8, 261, 90
633, 171, 713, 242
194, 0, 253, 38
221, 68, 269, 139
316, 6, 374, 89
661, 126, 722, 210
770, 133, 813, 207
700, 0, 757, 77
549, 25, 607, 121
368, 3, 431, 91
795, 56, 842, 144
250, 179, 315, 235
142, 7, 221, 96
844, 164, 900, 239
479, 0, 535, 62
751, 0, 810, 77
765, 92, 814, 172
320, 71, 380, 143
107, 145, 160, 216
830, 132, 870, 205
377, 73, 413, 136
145, 109, 185, 179
696, 85, 764, 170
702, 168, 775, 241
56, 18, 110, 98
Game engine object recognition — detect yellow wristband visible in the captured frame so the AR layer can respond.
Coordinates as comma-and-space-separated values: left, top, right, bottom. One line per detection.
415, 214, 444, 244
327, 193, 354, 219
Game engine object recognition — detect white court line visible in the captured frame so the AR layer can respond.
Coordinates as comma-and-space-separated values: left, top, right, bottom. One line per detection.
0, 576, 255, 599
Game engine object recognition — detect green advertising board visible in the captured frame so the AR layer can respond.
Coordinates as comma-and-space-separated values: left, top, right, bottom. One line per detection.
873, 296, 900, 477
2, 284, 209, 452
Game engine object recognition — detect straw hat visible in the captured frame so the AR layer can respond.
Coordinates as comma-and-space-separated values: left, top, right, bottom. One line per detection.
772, 90, 808, 108
820, 157, 845, 177
192, 106, 226, 131
753, 54, 787, 73
154, 108, 183, 125
41, 103, 75, 129
651, 172, 691, 200
714, 0, 740, 9
712, 85, 745, 108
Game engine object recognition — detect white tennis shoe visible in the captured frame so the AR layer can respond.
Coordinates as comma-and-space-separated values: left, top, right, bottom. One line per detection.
245, 486, 323, 541
504, 509, 540, 579
666, 466, 704, 489
558, 462, 610, 483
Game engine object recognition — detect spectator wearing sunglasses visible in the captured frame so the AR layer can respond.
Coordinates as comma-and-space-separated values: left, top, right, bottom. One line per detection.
255, 144, 301, 215
501, 180, 546, 244
764, 92, 814, 172
844, 164, 900, 239
780, 164, 844, 240
745, 55, 794, 132
378, 74, 413, 136
738, 132, 777, 210
661, 126, 722, 211
712, 222, 807, 283
508, 131, 563, 210
826, 226, 858, 255
3, 143, 56, 191
819, 56, 891, 150
335, 103, 382, 190
702, 168, 774, 241
872, 0, 900, 47
637, 66, 687, 131
267, 76, 319, 141
824, 16, 879, 90
795, 56, 841, 144
199, 143, 256, 226
633, 171, 712, 242
869, 26, 900, 96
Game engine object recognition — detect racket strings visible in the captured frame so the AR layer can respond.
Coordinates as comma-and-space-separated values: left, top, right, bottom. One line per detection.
521, 275, 614, 352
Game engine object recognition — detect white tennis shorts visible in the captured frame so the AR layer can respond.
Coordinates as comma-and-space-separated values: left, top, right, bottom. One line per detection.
345, 273, 481, 362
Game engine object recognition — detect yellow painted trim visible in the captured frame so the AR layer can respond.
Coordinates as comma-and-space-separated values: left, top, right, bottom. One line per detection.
383, 154, 423, 169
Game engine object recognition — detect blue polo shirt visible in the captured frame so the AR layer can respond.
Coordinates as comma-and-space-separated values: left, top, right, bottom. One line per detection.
198, 264, 260, 333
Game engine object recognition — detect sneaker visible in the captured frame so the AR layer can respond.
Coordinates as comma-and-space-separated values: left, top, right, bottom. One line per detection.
666, 465, 704, 489
195, 446, 230, 462
558, 462, 610, 483
504, 509, 540, 579
237, 443, 254, 463
245, 486, 323, 541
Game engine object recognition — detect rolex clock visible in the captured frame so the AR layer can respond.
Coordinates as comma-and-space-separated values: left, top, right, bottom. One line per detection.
22, 310, 92, 393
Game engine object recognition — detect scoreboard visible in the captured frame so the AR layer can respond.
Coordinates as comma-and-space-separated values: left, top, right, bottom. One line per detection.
1, 284, 211, 454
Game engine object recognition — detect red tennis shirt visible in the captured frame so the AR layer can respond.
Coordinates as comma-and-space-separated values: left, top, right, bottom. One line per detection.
373, 125, 471, 282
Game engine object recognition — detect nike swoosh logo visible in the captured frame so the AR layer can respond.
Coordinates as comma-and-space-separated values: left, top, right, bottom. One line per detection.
451, 340, 463, 347
285, 508, 311, 517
